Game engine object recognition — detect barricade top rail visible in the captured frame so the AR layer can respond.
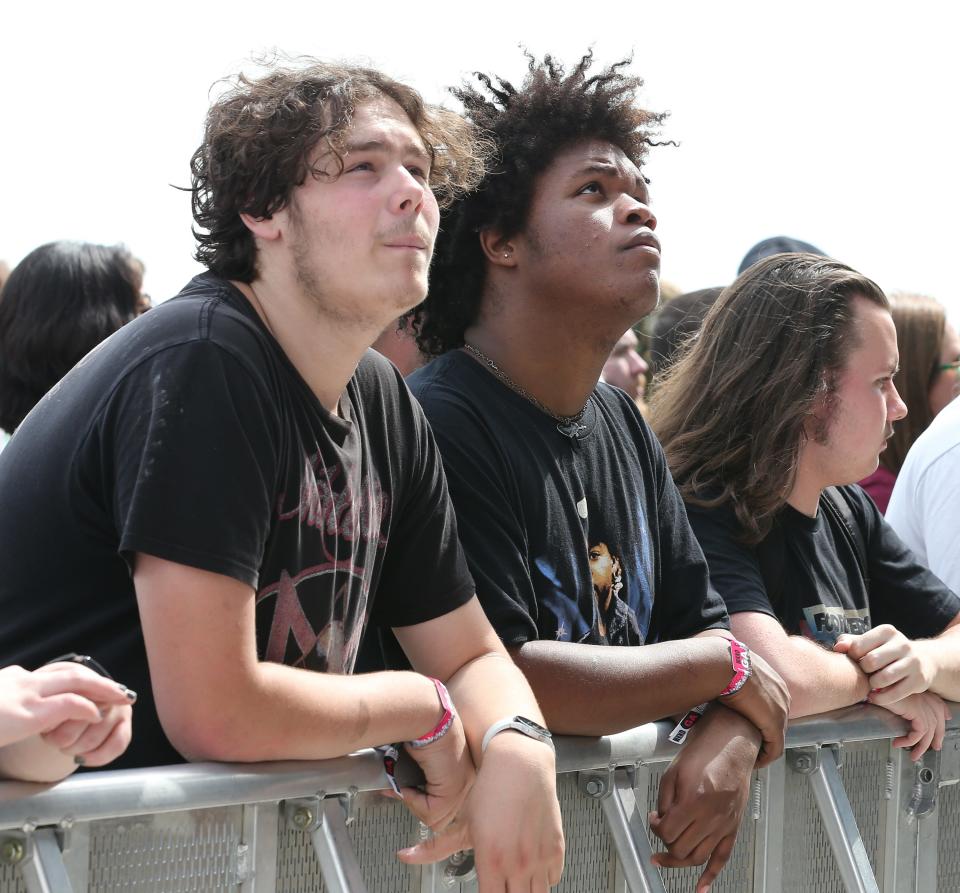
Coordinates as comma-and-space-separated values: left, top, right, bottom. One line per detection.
0, 703, 946, 831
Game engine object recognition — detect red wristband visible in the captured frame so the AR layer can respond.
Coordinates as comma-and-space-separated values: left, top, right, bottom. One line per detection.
408, 677, 456, 749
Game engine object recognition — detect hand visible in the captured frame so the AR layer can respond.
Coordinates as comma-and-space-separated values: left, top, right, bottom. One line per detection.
718, 650, 790, 767
0, 663, 134, 750
650, 705, 760, 893
881, 691, 950, 760
834, 625, 935, 705
398, 732, 565, 891
396, 715, 475, 833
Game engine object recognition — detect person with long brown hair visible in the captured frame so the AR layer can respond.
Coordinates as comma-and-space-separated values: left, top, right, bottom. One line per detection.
651, 253, 960, 759
859, 293, 960, 512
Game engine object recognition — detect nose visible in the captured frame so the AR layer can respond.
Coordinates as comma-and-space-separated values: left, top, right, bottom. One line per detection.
628, 350, 648, 376
617, 194, 657, 230
389, 166, 427, 216
889, 384, 908, 422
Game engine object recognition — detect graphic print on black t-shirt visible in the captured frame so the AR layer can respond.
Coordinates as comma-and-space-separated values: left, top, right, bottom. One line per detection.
408, 351, 728, 652
0, 274, 475, 769
535, 493, 653, 645
257, 447, 390, 673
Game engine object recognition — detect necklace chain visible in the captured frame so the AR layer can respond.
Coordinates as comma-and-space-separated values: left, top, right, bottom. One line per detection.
463, 343, 590, 437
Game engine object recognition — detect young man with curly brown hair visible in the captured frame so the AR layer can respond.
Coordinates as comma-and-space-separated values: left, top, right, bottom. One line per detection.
0, 60, 564, 888
406, 53, 789, 893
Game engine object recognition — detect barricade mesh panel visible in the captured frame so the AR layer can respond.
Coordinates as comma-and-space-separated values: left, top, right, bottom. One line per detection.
0, 864, 24, 893
782, 741, 887, 893
937, 782, 960, 889
554, 773, 616, 893
86, 807, 243, 892
276, 792, 420, 893
644, 761, 756, 893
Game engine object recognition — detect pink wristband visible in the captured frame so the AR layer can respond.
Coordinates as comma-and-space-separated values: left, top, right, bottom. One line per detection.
408, 677, 456, 749
718, 638, 752, 697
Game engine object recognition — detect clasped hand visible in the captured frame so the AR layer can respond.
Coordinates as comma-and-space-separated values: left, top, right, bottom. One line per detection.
0, 662, 134, 768
391, 719, 565, 891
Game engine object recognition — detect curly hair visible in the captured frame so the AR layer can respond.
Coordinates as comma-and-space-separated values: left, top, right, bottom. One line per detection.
650, 254, 889, 544
407, 51, 667, 357
190, 57, 489, 282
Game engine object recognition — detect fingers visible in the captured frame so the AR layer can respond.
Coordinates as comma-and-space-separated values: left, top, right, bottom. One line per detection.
397, 823, 470, 865
695, 834, 736, 893
32, 692, 103, 734
398, 786, 459, 832
755, 728, 784, 768
78, 712, 133, 767
656, 765, 677, 818
835, 625, 897, 661
33, 664, 134, 706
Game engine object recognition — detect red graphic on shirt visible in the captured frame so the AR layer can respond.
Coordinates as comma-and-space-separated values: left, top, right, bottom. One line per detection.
258, 451, 390, 672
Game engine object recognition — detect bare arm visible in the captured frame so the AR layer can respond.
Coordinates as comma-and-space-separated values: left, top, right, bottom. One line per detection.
508, 635, 734, 735
731, 611, 870, 717
134, 554, 469, 761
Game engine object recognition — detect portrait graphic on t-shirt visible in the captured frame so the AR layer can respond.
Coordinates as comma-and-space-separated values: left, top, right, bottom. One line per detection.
800, 603, 871, 646
256, 449, 390, 675
535, 495, 654, 646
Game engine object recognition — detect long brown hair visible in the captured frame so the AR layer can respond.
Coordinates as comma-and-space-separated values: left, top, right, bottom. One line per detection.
881, 293, 946, 475
650, 253, 888, 544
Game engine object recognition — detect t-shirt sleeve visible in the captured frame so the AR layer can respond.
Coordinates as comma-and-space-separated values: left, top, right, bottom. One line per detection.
852, 486, 960, 638
684, 499, 778, 620
368, 373, 476, 628
414, 386, 540, 646
642, 427, 730, 638
99, 340, 282, 588
888, 448, 960, 596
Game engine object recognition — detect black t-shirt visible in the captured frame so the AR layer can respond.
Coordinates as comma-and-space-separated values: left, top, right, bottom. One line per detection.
685, 485, 960, 645
0, 273, 473, 768
406, 351, 728, 648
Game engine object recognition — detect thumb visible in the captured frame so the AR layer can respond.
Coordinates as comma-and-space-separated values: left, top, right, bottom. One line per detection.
833, 635, 852, 652
397, 823, 471, 865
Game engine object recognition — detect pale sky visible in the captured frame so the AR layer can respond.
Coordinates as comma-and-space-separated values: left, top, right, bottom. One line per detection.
3, 0, 958, 317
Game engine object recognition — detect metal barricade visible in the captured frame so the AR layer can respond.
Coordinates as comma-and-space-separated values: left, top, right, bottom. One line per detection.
1, 704, 957, 892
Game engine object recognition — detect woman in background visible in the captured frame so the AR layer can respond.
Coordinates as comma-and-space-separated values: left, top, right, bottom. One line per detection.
0, 241, 147, 446
860, 293, 960, 512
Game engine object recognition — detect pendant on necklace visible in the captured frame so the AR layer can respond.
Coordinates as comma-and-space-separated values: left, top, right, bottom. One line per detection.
557, 420, 588, 440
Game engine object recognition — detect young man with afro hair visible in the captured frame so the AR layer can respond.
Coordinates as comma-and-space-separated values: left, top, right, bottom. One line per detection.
406, 52, 789, 891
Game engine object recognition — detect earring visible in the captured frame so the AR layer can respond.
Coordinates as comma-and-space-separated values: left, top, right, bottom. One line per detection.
503, 253, 510, 258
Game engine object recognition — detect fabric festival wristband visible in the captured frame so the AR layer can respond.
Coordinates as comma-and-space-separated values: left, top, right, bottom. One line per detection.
718, 638, 753, 697
669, 703, 709, 745
407, 677, 455, 749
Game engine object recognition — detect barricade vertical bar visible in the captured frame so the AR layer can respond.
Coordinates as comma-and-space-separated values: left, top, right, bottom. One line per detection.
880, 746, 916, 893
596, 768, 667, 893
310, 798, 370, 893
915, 807, 938, 892
801, 746, 880, 893
753, 760, 785, 893
17, 829, 74, 893
240, 802, 279, 892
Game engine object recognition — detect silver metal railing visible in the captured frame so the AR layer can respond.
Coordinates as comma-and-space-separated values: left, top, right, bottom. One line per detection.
1, 703, 958, 892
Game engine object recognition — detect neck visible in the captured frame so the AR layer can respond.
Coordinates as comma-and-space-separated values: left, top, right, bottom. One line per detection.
232, 274, 379, 413
465, 292, 622, 418
786, 456, 824, 518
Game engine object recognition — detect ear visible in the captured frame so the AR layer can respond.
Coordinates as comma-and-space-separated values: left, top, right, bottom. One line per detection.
239, 211, 283, 243
478, 228, 518, 269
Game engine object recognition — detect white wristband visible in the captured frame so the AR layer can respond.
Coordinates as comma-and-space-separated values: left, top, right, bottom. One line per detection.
480, 715, 554, 753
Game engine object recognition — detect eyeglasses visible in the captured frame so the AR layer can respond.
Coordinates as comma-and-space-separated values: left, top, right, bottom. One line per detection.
936, 360, 960, 374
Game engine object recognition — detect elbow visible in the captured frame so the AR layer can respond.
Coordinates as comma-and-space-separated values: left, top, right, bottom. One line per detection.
159, 701, 264, 764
